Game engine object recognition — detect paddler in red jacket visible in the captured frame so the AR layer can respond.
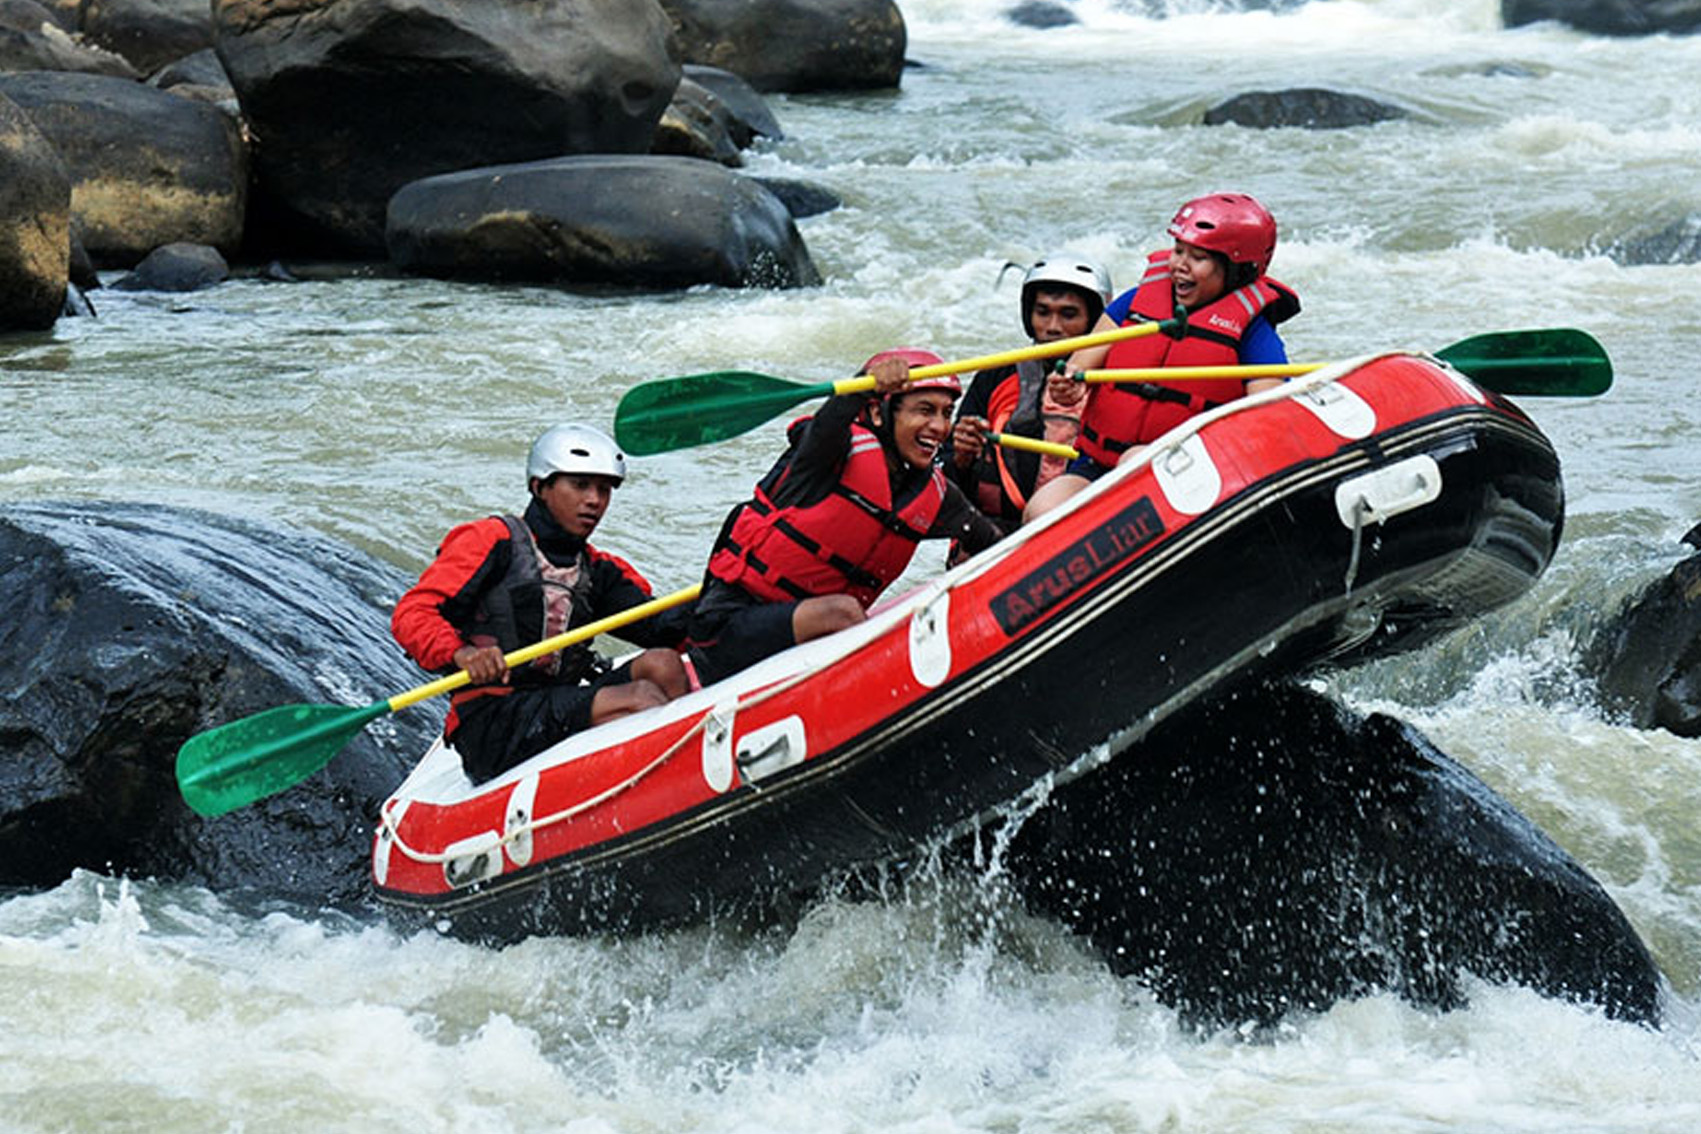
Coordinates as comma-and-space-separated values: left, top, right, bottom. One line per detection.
686, 350, 1008, 685
391, 423, 690, 784
1024, 193, 1302, 522
943, 251, 1114, 526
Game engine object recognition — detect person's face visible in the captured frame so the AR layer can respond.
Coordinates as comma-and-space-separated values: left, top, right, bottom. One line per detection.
1170, 239, 1228, 309
534, 473, 616, 538
1028, 287, 1093, 342
883, 391, 956, 469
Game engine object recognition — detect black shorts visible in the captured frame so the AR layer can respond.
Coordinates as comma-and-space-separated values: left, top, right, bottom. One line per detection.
451, 661, 632, 784
686, 600, 799, 686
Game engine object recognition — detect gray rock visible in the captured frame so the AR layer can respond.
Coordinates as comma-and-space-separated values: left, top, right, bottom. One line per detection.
1585, 534, 1701, 737
148, 45, 230, 91
753, 176, 841, 218
653, 76, 745, 167
213, 0, 680, 254
0, 90, 69, 331
0, 70, 246, 266
683, 63, 784, 142
0, 0, 140, 77
386, 155, 821, 289
0, 502, 434, 909
1205, 87, 1412, 129
1006, 1, 1079, 28
82, 0, 214, 75
1002, 681, 1665, 1028
1604, 212, 1701, 265
1503, 0, 1701, 35
110, 241, 229, 291
659, 0, 906, 92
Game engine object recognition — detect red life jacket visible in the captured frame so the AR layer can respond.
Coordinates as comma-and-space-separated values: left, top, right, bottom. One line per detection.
707, 421, 946, 608
1077, 251, 1300, 465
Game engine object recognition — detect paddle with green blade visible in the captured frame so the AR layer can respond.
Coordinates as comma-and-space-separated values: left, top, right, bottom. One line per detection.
1081, 328, 1612, 397
175, 583, 703, 817
615, 313, 1188, 456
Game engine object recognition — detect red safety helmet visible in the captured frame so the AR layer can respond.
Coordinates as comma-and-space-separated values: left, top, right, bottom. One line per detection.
861, 347, 963, 398
1166, 193, 1277, 277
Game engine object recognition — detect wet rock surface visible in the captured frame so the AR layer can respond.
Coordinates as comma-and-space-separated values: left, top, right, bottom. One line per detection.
1000, 681, 1665, 1028
0, 501, 436, 909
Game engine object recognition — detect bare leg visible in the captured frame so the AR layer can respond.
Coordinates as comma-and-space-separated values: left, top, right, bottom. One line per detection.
1023, 473, 1090, 523
588, 678, 669, 725
629, 647, 689, 699
792, 594, 865, 643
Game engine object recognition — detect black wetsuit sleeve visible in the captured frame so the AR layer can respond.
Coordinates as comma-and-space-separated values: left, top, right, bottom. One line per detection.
928, 480, 1007, 554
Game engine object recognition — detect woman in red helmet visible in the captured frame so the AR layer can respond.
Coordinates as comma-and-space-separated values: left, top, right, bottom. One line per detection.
687, 350, 1008, 685
1024, 193, 1301, 521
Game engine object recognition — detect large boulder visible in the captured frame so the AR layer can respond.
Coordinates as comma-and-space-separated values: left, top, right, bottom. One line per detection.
658, 0, 905, 92
1503, 0, 1701, 34
386, 155, 822, 289
1584, 524, 1701, 737
0, 71, 246, 266
0, 502, 435, 909
1002, 681, 1665, 1029
80, 0, 215, 75
0, 90, 69, 331
212, 0, 680, 254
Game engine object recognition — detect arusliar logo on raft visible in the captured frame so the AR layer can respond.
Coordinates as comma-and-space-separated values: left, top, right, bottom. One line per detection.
989, 497, 1165, 635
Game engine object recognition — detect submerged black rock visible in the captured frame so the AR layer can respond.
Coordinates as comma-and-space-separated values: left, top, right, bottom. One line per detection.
1204, 88, 1412, 129
1002, 681, 1664, 1029
1584, 524, 1701, 737
0, 501, 434, 908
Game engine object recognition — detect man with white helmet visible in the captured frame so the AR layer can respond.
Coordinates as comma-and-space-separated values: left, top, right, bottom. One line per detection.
943, 251, 1113, 526
392, 423, 690, 784
687, 350, 1008, 685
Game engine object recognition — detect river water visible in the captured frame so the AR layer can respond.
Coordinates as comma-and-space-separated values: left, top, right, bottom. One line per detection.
4, 0, 1701, 1129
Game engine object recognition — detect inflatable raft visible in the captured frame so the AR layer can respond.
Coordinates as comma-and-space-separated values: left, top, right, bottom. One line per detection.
372, 352, 1564, 942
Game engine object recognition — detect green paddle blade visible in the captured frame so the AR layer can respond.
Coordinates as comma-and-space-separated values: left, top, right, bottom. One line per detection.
616, 370, 836, 455
175, 699, 392, 818
1436, 328, 1612, 396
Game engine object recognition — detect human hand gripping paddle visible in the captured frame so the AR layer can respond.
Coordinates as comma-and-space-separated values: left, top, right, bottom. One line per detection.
613, 313, 1190, 456
174, 583, 702, 817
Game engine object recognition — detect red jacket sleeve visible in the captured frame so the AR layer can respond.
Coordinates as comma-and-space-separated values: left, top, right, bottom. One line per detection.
390, 517, 509, 670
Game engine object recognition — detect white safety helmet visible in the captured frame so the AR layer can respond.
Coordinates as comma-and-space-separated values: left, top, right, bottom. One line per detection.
1020, 252, 1112, 337
526, 423, 626, 487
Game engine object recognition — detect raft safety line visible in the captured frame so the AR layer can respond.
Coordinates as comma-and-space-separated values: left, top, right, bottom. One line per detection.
380, 663, 822, 867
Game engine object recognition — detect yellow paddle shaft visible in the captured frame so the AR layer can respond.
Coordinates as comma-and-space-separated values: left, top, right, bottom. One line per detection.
386, 583, 702, 713
829, 319, 1174, 396
1082, 363, 1321, 383
988, 431, 1079, 460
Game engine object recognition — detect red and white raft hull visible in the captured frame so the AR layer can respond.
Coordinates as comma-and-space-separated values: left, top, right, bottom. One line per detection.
372, 353, 1563, 942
